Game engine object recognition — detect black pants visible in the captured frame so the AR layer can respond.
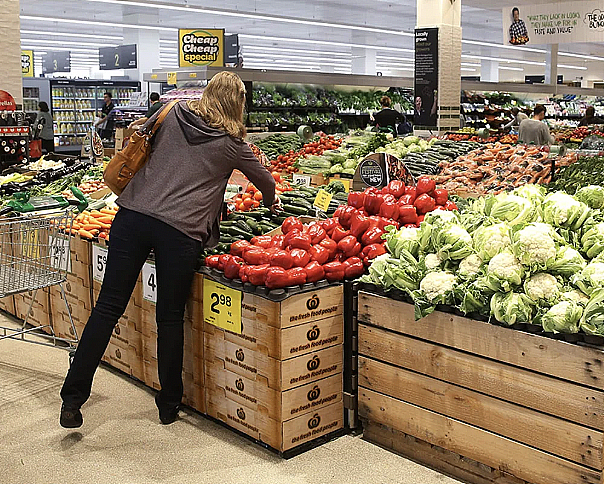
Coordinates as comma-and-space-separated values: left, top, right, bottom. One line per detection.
41, 138, 54, 154
61, 208, 202, 411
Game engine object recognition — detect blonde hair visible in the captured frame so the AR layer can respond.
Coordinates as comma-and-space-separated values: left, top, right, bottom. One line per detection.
187, 71, 247, 139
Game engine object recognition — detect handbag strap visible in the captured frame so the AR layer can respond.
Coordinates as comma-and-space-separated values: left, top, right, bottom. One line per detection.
147, 100, 179, 136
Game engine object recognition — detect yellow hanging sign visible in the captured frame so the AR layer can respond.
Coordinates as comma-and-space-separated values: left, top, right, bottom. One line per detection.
21, 50, 34, 78
179, 29, 224, 67
203, 278, 242, 334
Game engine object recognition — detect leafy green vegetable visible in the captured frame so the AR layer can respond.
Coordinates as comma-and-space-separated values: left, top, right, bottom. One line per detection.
571, 261, 604, 295
524, 273, 561, 306
542, 192, 591, 230
581, 222, 604, 259
486, 250, 524, 292
490, 292, 534, 326
541, 301, 582, 333
575, 185, 604, 209
383, 226, 420, 258
548, 246, 586, 277
472, 223, 512, 262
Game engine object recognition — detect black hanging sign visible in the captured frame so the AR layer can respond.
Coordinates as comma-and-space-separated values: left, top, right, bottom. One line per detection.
99, 44, 138, 70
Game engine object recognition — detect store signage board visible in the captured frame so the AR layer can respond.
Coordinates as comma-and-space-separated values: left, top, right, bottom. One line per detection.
21, 50, 34, 78
142, 261, 157, 304
43, 51, 70, 74
414, 28, 439, 131
179, 29, 225, 67
0, 91, 17, 111
99, 44, 137, 70
203, 278, 242, 334
502, 1, 604, 45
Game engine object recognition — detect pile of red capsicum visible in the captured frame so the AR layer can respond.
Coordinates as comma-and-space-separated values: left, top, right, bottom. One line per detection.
205, 176, 457, 289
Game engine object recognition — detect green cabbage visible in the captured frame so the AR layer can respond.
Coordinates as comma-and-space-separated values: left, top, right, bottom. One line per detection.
541, 301, 582, 334
581, 223, 604, 259
548, 246, 586, 277
472, 223, 512, 262
575, 185, 604, 209
542, 192, 591, 230
490, 292, 533, 326
571, 261, 604, 295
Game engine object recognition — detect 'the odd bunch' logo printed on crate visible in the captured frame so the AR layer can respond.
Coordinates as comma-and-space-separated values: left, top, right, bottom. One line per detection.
179, 29, 224, 67
290, 294, 338, 323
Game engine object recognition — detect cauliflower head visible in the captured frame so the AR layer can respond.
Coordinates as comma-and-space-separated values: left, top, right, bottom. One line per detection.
473, 223, 512, 262
459, 254, 483, 280
423, 253, 442, 271
488, 251, 524, 285
513, 223, 557, 269
524, 272, 561, 305
420, 271, 456, 302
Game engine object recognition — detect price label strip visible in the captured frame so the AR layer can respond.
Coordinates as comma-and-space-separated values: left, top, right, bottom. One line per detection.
203, 278, 242, 334
48, 235, 71, 273
142, 261, 157, 304
313, 189, 333, 212
92, 243, 108, 283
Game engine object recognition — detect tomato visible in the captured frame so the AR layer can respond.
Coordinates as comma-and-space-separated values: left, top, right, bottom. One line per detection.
272, 172, 282, 183
254, 191, 263, 201
243, 198, 254, 209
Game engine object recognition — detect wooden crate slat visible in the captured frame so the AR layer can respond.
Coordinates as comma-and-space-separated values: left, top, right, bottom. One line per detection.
359, 324, 604, 430
358, 292, 604, 390
359, 356, 601, 469
360, 388, 600, 484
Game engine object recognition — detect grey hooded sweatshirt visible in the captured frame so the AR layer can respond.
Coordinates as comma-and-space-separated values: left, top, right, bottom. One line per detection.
117, 101, 275, 246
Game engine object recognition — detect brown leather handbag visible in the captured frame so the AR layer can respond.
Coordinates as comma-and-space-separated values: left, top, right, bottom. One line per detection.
103, 100, 178, 195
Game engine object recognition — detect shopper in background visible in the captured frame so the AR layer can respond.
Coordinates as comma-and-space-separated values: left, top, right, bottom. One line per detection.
503, 107, 528, 130
372, 96, 403, 134
95, 92, 115, 139
518, 104, 554, 145
34, 101, 54, 153
60, 72, 278, 429
129, 92, 163, 129
579, 106, 604, 127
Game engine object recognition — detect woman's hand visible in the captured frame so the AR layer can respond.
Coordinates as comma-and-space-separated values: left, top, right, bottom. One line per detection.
270, 196, 282, 214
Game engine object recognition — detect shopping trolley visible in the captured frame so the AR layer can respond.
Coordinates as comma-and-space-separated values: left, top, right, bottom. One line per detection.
0, 187, 87, 356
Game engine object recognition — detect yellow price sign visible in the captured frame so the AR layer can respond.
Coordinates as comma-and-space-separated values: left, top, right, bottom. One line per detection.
313, 189, 333, 212
189, 72, 198, 78
203, 278, 242, 334
167, 72, 178, 85
151, 74, 158, 79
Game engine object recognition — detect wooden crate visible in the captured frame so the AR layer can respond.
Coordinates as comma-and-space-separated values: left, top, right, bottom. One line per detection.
357, 291, 603, 484
0, 296, 15, 316
14, 288, 51, 332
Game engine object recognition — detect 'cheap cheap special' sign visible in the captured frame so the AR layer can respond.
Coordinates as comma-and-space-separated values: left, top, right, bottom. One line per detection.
179, 29, 224, 68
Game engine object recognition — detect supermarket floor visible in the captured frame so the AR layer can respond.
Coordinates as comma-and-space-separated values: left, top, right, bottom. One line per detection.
0, 314, 458, 484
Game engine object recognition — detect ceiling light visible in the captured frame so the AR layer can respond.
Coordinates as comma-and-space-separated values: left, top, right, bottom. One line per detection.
462, 39, 545, 55
21, 39, 117, 47
463, 54, 545, 66
461, 68, 476, 72
499, 66, 524, 71
21, 15, 176, 32
558, 52, 604, 62
85, 0, 414, 37
243, 45, 352, 57
462, 62, 480, 67
21, 46, 100, 54
376, 55, 415, 62
244, 53, 351, 64
21, 30, 123, 41
558, 64, 588, 70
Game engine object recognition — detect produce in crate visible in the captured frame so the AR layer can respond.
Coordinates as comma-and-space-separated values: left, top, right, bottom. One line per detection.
549, 156, 604, 195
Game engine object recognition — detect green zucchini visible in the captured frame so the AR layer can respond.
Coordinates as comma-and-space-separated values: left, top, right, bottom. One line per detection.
282, 204, 309, 216
287, 198, 313, 210
236, 220, 253, 233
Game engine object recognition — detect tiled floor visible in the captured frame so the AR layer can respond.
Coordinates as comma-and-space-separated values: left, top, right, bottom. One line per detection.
0, 313, 458, 484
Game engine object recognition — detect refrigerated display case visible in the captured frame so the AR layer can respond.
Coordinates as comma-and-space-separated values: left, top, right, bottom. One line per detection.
23, 78, 140, 152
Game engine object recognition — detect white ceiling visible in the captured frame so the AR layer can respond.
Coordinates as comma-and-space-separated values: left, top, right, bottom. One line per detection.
18, 0, 604, 80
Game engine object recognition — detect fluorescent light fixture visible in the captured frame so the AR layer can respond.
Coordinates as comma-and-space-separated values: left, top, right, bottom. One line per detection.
244, 53, 351, 64
558, 64, 588, 70
376, 55, 415, 62
243, 45, 352, 58
461, 68, 476, 72
379, 66, 414, 71
21, 39, 117, 47
558, 52, 604, 62
462, 62, 480, 67
159, 39, 177, 44
245, 58, 354, 68
22, 46, 100, 53
499, 66, 524, 71
21, 30, 123, 41
21, 15, 176, 32
462, 39, 545, 55
84, 0, 413, 37
462, 54, 545, 66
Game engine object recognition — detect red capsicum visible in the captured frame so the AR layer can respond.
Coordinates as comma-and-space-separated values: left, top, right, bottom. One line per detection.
405, 186, 417, 200
205, 254, 220, 269
323, 261, 346, 282
239, 264, 250, 283
282, 216, 303, 235
320, 218, 338, 236
218, 254, 233, 271
270, 235, 285, 249
386, 180, 405, 198
338, 206, 358, 229
398, 205, 418, 225
288, 232, 312, 251
361, 243, 387, 265
364, 191, 384, 215
445, 200, 458, 211
319, 237, 338, 257
417, 215, 425, 224
382, 193, 396, 204
270, 250, 294, 270
287, 267, 307, 285
230, 240, 251, 257
248, 264, 270, 286
224, 256, 244, 279
416, 176, 436, 196
398, 194, 415, 205
282, 229, 301, 249
433, 189, 448, 206
242, 247, 270, 265
305, 261, 325, 283
379, 201, 399, 221
308, 224, 327, 245
290, 248, 311, 268
361, 226, 385, 246
369, 216, 395, 231
414, 194, 436, 214
347, 191, 365, 209
350, 213, 370, 239
265, 267, 289, 289
343, 257, 365, 279
251, 235, 272, 249
333, 205, 346, 219
338, 235, 362, 258
309, 245, 330, 265
332, 226, 350, 243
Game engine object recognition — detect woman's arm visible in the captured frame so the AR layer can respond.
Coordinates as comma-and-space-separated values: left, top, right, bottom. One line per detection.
232, 141, 276, 209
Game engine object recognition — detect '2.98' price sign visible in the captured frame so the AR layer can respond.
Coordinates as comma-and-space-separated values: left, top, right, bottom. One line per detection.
203, 278, 241, 334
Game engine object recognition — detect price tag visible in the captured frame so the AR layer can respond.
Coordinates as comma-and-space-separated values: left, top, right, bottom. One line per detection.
167, 72, 177, 85
92, 244, 108, 282
203, 278, 242, 334
22, 229, 40, 259
189, 72, 198, 78
313, 189, 333, 212
142, 261, 157, 304
48, 235, 71, 272
292, 174, 311, 187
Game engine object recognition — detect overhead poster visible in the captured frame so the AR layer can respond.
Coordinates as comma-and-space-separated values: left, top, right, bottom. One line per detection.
414, 27, 439, 130
179, 29, 225, 68
21, 50, 34, 77
502, 2, 604, 45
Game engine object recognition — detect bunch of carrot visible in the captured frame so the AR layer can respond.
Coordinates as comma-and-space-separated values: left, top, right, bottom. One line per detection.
64, 207, 118, 239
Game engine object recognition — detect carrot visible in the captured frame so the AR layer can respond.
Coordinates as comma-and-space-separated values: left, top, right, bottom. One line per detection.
72, 223, 82, 230
100, 208, 117, 215
96, 216, 113, 224
82, 223, 102, 231
96, 222, 112, 230
79, 229, 95, 239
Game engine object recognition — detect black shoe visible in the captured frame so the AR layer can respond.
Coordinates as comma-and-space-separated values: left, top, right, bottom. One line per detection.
60, 404, 83, 429
155, 393, 179, 425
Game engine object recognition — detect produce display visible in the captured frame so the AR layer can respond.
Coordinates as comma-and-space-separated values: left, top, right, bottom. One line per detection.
554, 126, 604, 143
433, 144, 578, 195
228, 172, 293, 212
268, 134, 343, 174
63, 206, 117, 240
549, 155, 604, 194
444, 132, 519, 144
252, 134, 303, 161
360, 184, 604, 342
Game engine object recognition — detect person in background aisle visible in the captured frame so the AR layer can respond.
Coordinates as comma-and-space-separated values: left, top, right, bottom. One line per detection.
372, 96, 404, 135
503, 107, 529, 130
579, 106, 604, 127
34, 101, 54, 153
129, 92, 162, 129
95, 92, 115, 139
60, 72, 279, 429
518, 104, 554, 146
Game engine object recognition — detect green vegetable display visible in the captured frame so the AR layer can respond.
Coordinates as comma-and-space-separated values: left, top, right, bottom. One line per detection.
549, 156, 604, 194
